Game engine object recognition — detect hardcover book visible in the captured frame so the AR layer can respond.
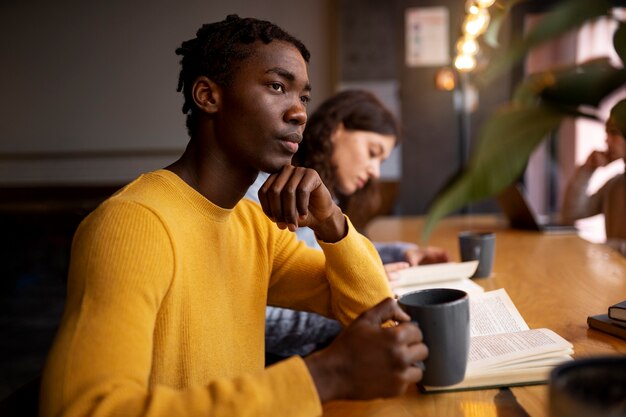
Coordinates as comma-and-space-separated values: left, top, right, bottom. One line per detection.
587, 314, 626, 340
608, 300, 626, 322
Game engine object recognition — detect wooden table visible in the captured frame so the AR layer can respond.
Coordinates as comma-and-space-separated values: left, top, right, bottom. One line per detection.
322, 215, 626, 417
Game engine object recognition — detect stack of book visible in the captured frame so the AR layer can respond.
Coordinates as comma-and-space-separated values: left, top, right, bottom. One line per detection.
587, 301, 626, 340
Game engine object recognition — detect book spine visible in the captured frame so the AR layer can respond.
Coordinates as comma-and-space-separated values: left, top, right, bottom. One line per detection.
608, 300, 626, 322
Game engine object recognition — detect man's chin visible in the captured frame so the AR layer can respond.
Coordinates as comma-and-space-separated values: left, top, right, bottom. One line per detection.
261, 159, 294, 174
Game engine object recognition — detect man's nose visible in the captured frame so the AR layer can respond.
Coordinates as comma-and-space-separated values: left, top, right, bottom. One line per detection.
285, 100, 307, 126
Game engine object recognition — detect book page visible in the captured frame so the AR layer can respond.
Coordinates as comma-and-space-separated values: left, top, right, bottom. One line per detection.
466, 328, 573, 374
394, 278, 484, 298
394, 261, 478, 287
470, 289, 529, 337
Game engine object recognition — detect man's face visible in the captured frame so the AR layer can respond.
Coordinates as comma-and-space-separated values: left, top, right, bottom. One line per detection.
214, 40, 310, 174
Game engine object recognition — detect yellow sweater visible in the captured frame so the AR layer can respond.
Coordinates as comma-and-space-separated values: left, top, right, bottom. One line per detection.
40, 169, 391, 417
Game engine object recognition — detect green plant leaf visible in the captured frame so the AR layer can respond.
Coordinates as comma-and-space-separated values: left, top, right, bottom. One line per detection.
422, 104, 565, 240
539, 58, 626, 108
613, 21, 626, 66
479, 0, 610, 85
512, 71, 558, 105
483, 0, 528, 48
512, 58, 626, 109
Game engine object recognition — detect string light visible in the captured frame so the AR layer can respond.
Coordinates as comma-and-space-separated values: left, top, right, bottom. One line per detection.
449, 0, 494, 75
457, 35, 479, 55
454, 54, 476, 72
476, 0, 496, 8
466, 2, 480, 15
463, 9, 490, 37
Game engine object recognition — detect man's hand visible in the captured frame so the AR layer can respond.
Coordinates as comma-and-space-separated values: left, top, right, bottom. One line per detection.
304, 298, 428, 402
258, 165, 346, 242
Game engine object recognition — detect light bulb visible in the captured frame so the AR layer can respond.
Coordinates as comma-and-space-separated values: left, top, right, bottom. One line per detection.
465, 0, 480, 14
463, 9, 490, 36
456, 36, 479, 55
476, 0, 496, 8
454, 54, 476, 72
434, 67, 457, 91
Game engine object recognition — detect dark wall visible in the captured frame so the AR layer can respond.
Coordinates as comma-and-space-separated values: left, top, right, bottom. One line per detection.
339, 0, 398, 81
0, 0, 335, 186
397, 0, 513, 215
339, 0, 514, 215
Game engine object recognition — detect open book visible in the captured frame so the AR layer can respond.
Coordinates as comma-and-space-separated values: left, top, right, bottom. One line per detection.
393, 261, 484, 297
423, 288, 574, 393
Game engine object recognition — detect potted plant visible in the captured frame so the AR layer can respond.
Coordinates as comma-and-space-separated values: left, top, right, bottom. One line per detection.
423, 0, 626, 238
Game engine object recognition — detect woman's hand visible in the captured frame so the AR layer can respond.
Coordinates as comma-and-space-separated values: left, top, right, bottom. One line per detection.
384, 262, 409, 287
404, 246, 450, 266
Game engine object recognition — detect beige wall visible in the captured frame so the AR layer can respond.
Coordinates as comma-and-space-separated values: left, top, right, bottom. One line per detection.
0, 1, 335, 185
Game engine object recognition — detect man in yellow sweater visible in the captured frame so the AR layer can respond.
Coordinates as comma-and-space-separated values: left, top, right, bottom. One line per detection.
40, 15, 428, 417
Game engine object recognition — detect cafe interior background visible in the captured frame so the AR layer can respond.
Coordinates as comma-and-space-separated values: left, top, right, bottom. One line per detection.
1, 0, 625, 400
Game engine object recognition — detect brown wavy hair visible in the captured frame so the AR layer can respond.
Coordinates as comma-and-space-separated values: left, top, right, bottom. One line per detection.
293, 90, 400, 229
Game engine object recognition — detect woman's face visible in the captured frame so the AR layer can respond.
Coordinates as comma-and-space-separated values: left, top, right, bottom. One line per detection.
606, 123, 626, 161
331, 124, 396, 195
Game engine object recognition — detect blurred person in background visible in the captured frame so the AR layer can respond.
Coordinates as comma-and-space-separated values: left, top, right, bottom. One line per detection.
562, 109, 626, 256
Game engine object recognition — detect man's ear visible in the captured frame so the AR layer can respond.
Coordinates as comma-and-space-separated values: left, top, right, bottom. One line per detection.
192, 76, 221, 114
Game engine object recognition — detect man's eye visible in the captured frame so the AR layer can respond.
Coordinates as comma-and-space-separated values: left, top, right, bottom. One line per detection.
301, 96, 310, 105
270, 83, 284, 93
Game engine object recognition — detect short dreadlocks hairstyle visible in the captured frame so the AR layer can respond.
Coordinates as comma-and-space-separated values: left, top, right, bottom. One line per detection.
175, 14, 310, 137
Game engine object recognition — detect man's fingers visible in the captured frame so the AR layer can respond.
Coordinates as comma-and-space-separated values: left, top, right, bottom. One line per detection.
258, 174, 277, 220
402, 364, 425, 384
363, 298, 411, 325
257, 165, 337, 233
266, 167, 294, 223
296, 169, 320, 218
386, 321, 423, 346
282, 168, 307, 226
407, 339, 429, 362
258, 166, 320, 229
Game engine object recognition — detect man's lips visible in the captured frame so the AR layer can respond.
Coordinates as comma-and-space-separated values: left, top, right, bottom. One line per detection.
280, 132, 303, 144
279, 133, 303, 153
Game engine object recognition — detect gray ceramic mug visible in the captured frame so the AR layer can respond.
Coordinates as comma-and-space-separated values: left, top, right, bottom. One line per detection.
459, 231, 495, 278
549, 356, 626, 417
398, 288, 470, 387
